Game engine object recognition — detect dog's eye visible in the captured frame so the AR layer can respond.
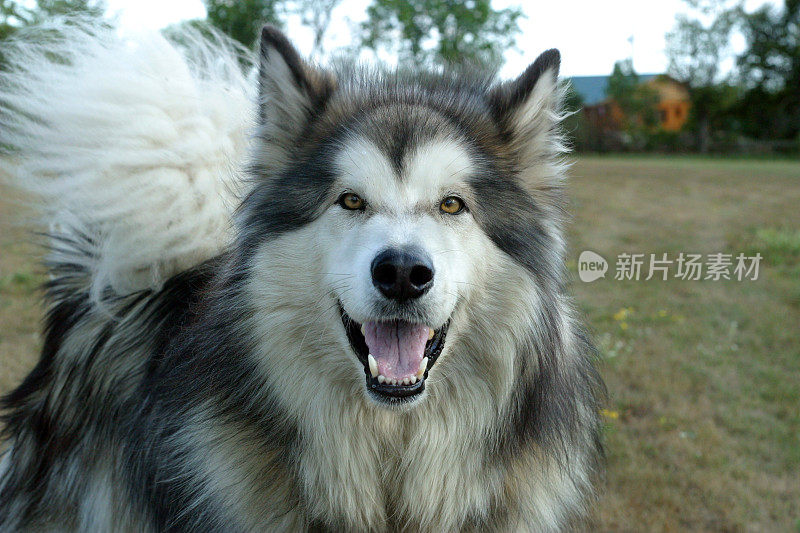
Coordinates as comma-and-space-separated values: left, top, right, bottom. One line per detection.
439, 196, 465, 215
338, 193, 365, 211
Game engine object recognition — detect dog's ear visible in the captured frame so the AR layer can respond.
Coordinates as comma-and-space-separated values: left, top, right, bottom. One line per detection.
489, 49, 565, 174
256, 25, 335, 173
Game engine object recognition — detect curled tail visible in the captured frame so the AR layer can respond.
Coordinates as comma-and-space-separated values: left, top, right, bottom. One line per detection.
0, 21, 255, 527
0, 19, 254, 302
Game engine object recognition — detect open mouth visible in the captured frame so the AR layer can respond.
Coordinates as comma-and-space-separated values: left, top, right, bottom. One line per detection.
339, 303, 448, 404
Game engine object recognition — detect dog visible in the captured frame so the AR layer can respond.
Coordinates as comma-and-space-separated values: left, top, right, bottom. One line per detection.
0, 20, 603, 532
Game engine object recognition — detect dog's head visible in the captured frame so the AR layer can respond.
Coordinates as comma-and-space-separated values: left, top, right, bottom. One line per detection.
241, 27, 567, 410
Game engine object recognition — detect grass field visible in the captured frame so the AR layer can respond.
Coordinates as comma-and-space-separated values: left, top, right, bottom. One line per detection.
1, 156, 799, 530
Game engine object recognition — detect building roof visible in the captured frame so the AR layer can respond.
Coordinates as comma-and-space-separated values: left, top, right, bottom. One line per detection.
568, 74, 657, 105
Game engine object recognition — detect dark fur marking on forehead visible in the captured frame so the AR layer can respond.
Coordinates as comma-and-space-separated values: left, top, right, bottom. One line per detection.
388, 122, 411, 175
352, 103, 460, 177
247, 56, 565, 277
239, 140, 342, 256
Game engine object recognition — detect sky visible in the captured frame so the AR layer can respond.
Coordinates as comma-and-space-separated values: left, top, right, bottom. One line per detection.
104, 0, 783, 78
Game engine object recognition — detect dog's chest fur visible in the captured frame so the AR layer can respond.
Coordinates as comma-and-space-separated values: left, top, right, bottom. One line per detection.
216, 394, 518, 532
305, 406, 500, 531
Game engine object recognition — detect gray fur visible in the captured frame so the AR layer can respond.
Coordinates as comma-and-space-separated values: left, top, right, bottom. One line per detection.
0, 23, 603, 532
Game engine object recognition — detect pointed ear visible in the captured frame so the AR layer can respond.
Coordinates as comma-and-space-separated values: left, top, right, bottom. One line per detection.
489, 49, 565, 171
256, 25, 335, 173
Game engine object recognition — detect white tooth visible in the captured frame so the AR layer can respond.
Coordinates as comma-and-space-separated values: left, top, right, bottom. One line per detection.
417, 357, 429, 378
391, 379, 398, 386
361, 324, 366, 336
409, 375, 417, 384
378, 375, 386, 384
367, 354, 378, 378
428, 328, 435, 340
402, 377, 410, 385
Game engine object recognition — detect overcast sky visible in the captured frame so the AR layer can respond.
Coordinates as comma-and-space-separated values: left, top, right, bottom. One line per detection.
105, 0, 781, 78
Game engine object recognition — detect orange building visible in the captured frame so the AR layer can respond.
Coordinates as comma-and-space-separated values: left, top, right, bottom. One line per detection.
646, 76, 691, 131
572, 74, 690, 132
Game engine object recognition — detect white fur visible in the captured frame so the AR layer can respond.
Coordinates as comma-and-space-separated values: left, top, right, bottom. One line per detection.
0, 24, 597, 529
237, 132, 591, 529
0, 20, 254, 301
237, 230, 589, 530
330, 136, 478, 335
508, 70, 569, 170
504, 69, 573, 264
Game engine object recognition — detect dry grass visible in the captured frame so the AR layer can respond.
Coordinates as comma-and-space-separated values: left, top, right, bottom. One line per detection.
1, 156, 798, 530
569, 156, 800, 531
0, 171, 43, 397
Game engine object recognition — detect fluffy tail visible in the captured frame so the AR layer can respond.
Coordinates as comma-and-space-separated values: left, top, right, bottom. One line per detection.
0, 19, 254, 302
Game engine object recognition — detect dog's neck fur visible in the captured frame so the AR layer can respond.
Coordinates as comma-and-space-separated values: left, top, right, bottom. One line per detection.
173, 252, 590, 532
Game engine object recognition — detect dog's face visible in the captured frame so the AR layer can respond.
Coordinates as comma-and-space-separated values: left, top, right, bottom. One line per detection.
242, 27, 565, 410
320, 131, 485, 406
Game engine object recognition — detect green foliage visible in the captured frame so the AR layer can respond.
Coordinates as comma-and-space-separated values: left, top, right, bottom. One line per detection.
0, 0, 106, 69
0, 0, 21, 40
664, 0, 799, 149
644, 129, 685, 152
607, 59, 660, 133
360, 0, 522, 67
736, 0, 800, 140
0, 0, 105, 40
665, 1, 741, 151
562, 84, 587, 150
666, 1, 740, 89
295, 0, 342, 58
203, 0, 284, 49
738, 0, 799, 90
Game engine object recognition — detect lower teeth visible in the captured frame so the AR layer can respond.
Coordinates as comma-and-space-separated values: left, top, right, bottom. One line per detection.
375, 374, 421, 386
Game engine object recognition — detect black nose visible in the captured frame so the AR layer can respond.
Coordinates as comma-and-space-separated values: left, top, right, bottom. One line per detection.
371, 248, 434, 301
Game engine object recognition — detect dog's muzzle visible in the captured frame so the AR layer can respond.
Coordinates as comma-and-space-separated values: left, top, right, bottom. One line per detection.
339, 304, 448, 405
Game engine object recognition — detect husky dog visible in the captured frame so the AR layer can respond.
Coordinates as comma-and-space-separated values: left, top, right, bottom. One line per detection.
0, 20, 603, 532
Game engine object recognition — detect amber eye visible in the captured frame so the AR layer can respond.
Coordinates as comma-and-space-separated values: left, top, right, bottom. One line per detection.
439, 196, 465, 215
338, 192, 365, 210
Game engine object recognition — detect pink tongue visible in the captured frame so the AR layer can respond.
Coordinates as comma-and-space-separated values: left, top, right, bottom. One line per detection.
363, 321, 429, 380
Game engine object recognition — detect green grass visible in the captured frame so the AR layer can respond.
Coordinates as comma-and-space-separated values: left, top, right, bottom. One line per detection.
0, 271, 40, 292
744, 227, 800, 269
1, 156, 799, 530
0, 183, 44, 399
568, 155, 800, 530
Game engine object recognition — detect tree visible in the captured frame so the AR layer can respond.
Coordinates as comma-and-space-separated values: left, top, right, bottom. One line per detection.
736, 0, 800, 140
665, 0, 741, 152
606, 59, 660, 135
738, 0, 799, 89
0, 0, 105, 40
562, 84, 593, 151
294, 0, 342, 59
204, 0, 283, 49
360, 0, 522, 67
0, 0, 22, 40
